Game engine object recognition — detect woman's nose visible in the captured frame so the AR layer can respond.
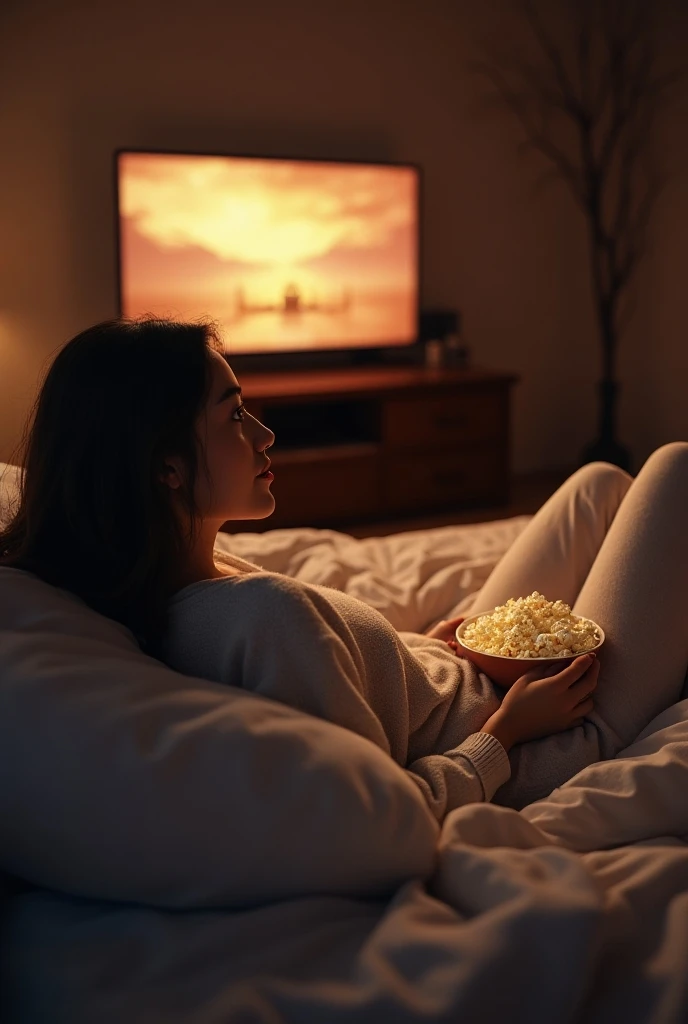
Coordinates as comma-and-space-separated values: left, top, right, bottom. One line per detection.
260, 425, 275, 451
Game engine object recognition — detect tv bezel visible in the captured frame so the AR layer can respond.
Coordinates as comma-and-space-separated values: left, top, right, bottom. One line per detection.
114, 147, 423, 373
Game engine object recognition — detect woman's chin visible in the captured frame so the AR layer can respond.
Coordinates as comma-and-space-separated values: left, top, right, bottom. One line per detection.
248, 496, 277, 520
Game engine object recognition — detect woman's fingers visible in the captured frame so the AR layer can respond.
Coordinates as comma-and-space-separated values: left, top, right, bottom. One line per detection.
569, 680, 598, 709
524, 654, 593, 685
425, 615, 465, 641
570, 709, 591, 727
565, 655, 597, 688
571, 697, 594, 721
568, 660, 600, 701
569, 667, 598, 723
550, 654, 597, 685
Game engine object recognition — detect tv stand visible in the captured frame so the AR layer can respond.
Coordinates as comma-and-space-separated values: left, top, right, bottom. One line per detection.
349, 347, 386, 366
224, 364, 519, 531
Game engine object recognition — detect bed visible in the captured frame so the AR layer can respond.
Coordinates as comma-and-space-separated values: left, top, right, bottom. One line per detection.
1, 460, 688, 1023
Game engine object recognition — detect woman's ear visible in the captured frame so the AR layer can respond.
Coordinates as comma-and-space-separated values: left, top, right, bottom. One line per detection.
158, 460, 184, 491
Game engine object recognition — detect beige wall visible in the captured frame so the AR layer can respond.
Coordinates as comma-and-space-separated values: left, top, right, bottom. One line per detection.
0, 0, 686, 474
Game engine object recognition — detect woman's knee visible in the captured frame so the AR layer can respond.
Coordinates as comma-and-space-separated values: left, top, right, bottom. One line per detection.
642, 441, 688, 474
567, 460, 633, 493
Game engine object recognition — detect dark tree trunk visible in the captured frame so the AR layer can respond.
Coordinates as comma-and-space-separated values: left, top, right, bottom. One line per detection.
579, 247, 633, 472
472, 0, 676, 479
579, 379, 632, 472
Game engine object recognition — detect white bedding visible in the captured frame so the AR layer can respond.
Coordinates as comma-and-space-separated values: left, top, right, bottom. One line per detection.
214, 515, 534, 631
2, 462, 688, 1023
5, 700, 688, 1024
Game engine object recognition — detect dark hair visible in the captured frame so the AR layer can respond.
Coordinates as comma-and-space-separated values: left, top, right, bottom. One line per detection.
0, 317, 224, 654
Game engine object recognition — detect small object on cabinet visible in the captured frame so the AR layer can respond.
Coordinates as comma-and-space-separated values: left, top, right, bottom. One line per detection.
424, 339, 445, 368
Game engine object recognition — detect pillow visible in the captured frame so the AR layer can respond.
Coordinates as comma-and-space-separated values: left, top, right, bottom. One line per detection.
0, 568, 437, 909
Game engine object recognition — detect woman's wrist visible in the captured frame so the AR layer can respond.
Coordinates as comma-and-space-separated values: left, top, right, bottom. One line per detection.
480, 711, 515, 753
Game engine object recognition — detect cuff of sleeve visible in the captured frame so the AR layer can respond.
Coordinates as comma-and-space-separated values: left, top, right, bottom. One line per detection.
444, 731, 511, 801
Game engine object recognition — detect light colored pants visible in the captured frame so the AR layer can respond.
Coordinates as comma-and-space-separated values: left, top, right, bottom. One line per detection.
465, 441, 688, 809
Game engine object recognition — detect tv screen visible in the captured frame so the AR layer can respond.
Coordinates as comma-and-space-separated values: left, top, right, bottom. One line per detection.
116, 150, 420, 357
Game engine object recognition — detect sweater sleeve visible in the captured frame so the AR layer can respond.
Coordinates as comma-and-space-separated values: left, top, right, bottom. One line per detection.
406, 731, 512, 822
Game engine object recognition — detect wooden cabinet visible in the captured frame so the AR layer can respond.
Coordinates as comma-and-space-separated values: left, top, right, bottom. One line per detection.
382, 388, 504, 448
382, 445, 507, 513
224, 364, 518, 531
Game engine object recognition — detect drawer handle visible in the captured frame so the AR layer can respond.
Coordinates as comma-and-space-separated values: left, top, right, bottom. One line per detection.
435, 415, 467, 429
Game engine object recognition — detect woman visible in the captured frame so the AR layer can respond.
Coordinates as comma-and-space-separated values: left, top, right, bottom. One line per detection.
2, 318, 686, 818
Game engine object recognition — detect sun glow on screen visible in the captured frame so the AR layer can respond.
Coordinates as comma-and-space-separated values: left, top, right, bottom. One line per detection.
117, 153, 419, 355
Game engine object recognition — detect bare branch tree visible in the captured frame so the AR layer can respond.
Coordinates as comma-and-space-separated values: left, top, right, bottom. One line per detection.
469, 0, 683, 468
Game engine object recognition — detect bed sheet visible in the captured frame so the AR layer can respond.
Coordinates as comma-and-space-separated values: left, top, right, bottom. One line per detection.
215, 514, 533, 632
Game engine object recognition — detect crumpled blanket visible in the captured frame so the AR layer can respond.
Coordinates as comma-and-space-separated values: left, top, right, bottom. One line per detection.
4, 697, 688, 1023
214, 515, 533, 631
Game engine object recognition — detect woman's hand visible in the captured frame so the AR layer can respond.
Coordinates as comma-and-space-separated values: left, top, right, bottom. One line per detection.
424, 615, 465, 650
481, 654, 600, 751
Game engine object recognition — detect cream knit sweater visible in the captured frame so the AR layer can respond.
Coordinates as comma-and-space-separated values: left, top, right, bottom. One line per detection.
161, 552, 511, 821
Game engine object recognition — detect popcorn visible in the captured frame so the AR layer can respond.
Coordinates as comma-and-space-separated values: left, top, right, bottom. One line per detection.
461, 591, 601, 659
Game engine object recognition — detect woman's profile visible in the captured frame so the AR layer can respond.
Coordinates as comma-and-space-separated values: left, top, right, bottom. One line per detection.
2, 317, 687, 817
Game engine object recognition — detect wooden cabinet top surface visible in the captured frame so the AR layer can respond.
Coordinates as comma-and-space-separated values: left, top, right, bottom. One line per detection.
237, 364, 520, 401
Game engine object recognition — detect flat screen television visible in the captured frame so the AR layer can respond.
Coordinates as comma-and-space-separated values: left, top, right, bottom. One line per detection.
115, 149, 421, 365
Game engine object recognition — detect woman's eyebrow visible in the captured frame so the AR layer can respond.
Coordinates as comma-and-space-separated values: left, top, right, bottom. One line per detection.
216, 385, 243, 404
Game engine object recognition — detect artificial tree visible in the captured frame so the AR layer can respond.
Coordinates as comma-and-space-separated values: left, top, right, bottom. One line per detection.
473, 0, 681, 471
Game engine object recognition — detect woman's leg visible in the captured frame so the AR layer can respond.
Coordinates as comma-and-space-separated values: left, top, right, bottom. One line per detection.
570, 442, 688, 746
493, 442, 688, 808
468, 460, 633, 614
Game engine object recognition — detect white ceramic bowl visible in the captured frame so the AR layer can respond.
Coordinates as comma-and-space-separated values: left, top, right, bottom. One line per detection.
455, 609, 605, 687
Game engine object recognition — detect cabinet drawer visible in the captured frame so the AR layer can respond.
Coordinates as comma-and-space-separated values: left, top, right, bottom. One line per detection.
383, 389, 504, 448
269, 449, 380, 526
383, 446, 506, 512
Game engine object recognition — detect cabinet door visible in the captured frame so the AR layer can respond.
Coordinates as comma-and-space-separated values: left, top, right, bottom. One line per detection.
383, 388, 504, 448
383, 445, 507, 512
268, 448, 381, 526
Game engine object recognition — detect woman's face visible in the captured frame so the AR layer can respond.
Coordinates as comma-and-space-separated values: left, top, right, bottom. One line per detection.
178, 349, 276, 523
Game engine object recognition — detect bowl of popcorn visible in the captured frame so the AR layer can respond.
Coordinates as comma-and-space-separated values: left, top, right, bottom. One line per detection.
455, 591, 604, 688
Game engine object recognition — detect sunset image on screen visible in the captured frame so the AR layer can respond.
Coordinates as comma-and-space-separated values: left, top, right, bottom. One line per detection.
118, 153, 419, 354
